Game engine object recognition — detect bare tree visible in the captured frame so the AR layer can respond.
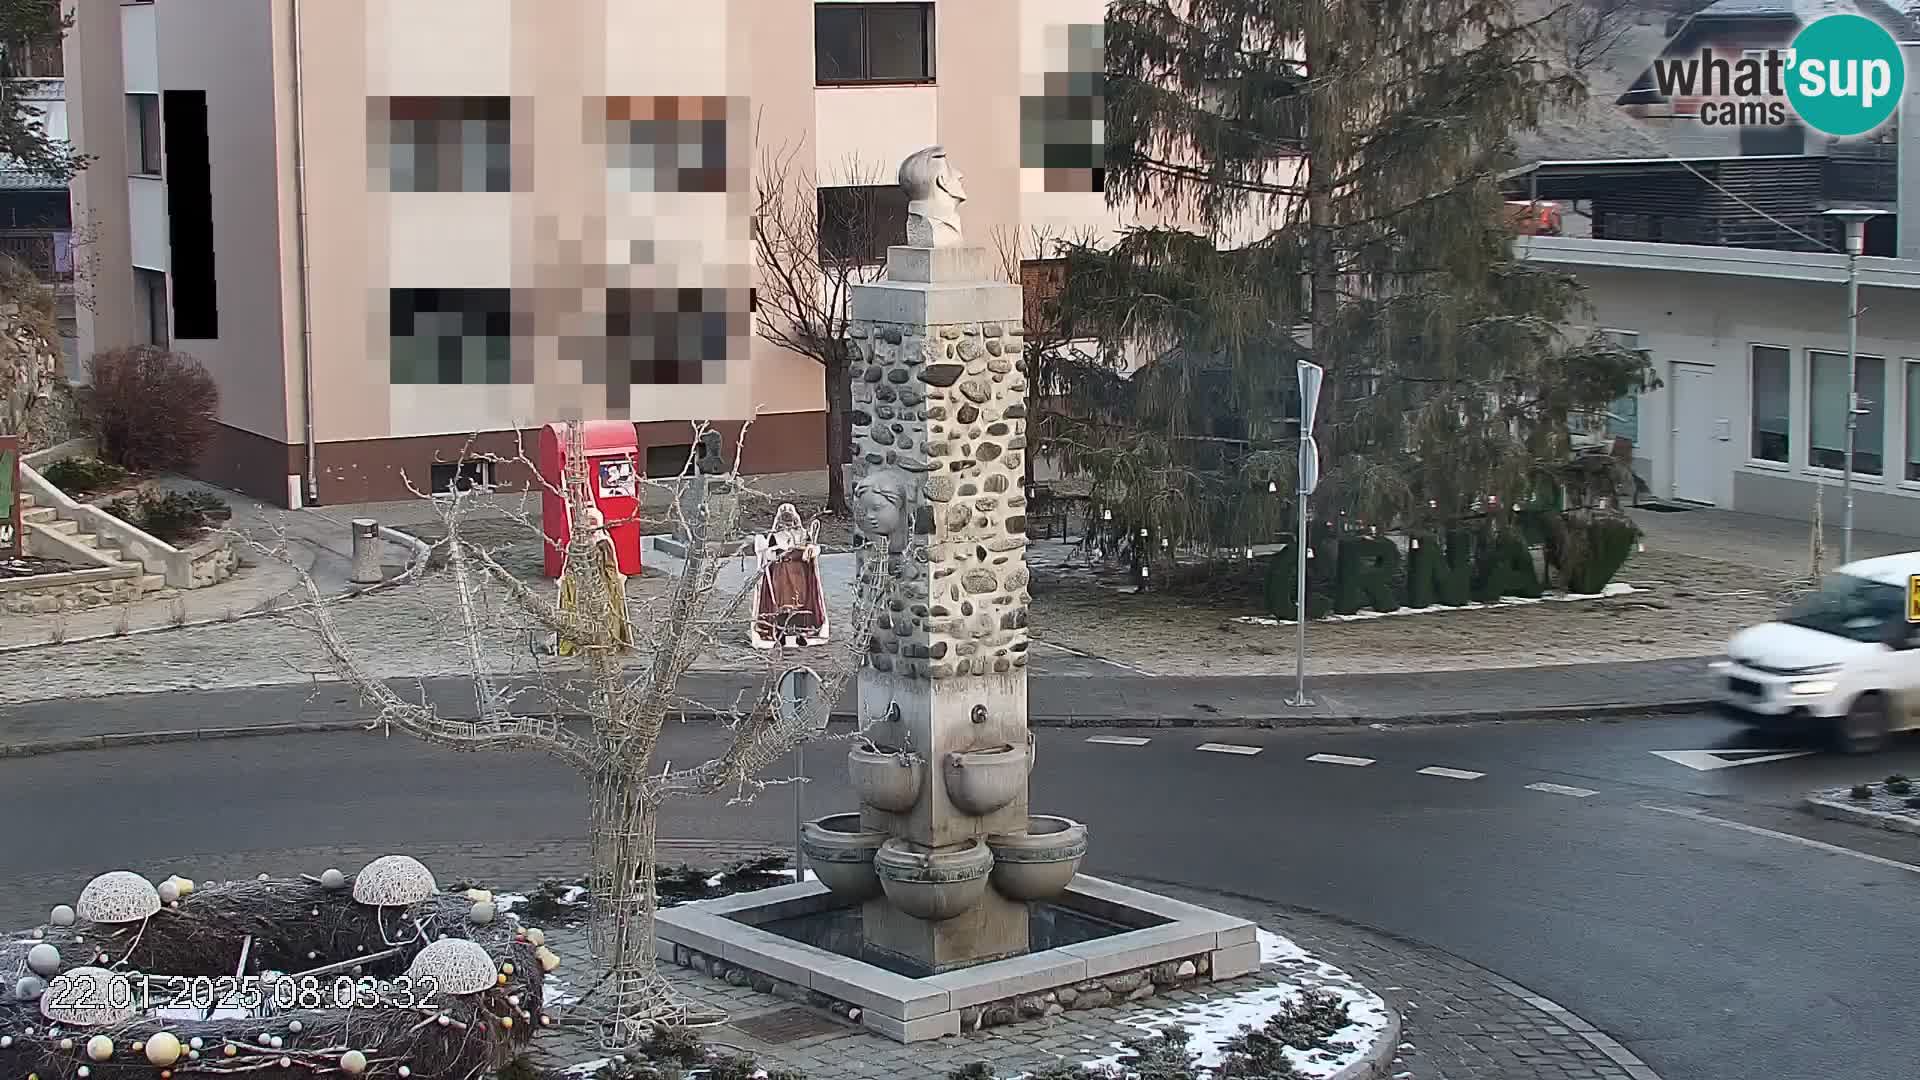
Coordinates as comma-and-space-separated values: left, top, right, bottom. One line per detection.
1547, 0, 1641, 76
752, 134, 891, 515
268, 422, 886, 1046
0, 255, 65, 445
990, 224, 1101, 494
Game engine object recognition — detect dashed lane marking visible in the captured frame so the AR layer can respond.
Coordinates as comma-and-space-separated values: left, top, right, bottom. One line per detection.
1417, 766, 1486, 780
1307, 753, 1376, 767
1085, 736, 1152, 746
1526, 782, 1599, 798
1196, 743, 1263, 756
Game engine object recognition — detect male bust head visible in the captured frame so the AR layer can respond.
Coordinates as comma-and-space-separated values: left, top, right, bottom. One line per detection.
898, 146, 967, 248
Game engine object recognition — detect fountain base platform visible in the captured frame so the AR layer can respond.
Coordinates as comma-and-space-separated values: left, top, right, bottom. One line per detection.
655, 875, 1259, 1042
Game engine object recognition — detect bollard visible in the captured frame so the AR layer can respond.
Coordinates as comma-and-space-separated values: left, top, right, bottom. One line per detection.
349, 519, 383, 584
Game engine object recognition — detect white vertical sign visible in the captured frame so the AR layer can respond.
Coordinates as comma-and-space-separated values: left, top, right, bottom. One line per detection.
1297, 361, 1324, 495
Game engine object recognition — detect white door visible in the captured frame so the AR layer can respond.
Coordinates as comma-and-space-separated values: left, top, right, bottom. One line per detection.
1668, 363, 1717, 504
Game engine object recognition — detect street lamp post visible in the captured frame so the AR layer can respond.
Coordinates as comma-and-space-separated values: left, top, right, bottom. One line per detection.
1821, 209, 1890, 567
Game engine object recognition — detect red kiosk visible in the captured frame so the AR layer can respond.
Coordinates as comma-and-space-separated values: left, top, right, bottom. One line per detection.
539, 421, 643, 579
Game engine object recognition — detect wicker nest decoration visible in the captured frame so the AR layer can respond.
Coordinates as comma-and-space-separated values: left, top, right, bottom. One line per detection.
0, 865, 557, 1080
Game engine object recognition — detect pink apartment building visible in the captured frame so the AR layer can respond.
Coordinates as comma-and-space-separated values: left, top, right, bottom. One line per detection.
62, 0, 1118, 506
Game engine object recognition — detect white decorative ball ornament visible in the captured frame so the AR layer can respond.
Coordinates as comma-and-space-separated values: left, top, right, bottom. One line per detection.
435, 1016, 449, 1027
188, 1051, 200, 1061
30, 927, 43, 939
50, 906, 76, 927
26, 944, 60, 976
145, 1033, 182, 1067
465, 889, 492, 904
320, 869, 347, 891
400, 1067, 411, 1078
77, 1066, 89, 1077
86, 1036, 114, 1061
77, 872, 161, 924
60, 1039, 73, 1050
189, 1038, 204, 1050
289, 1021, 303, 1034
258, 874, 270, 881
13, 976, 45, 1002
279, 1058, 291, 1068
270, 1036, 284, 1050
352, 856, 436, 907
258, 1033, 272, 1046
523, 928, 545, 947
340, 1051, 367, 1075
0, 1036, 11, 1048
469, 901, 496, 925
156, 880, 181, 905
404, 938, 497, 995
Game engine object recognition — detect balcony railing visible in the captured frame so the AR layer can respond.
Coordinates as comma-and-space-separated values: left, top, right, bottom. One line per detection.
0, 231, 71, 278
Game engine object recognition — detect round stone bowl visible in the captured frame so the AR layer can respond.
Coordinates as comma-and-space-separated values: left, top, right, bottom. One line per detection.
986, 815, 1089, 901
849, 742, 925, 813
874, 838, 994, 922
800, 814, 888, 901
942, 742, 1029, 816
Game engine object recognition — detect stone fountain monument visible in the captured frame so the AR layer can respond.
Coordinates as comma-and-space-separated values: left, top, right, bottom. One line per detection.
656, 147, 1258, 1043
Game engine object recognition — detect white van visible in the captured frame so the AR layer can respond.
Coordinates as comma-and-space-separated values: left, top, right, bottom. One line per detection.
1711, 552, 1920, 753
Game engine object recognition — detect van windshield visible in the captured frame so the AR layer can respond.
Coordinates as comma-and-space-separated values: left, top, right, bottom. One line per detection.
1782, 573, 1904, 644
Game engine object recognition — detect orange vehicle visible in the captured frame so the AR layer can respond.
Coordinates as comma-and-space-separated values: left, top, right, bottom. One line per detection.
1506, 200, 1564, 236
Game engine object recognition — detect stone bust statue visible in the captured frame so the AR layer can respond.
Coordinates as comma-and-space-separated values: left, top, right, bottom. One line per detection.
853, 467, 916, 554
898, 146, 967, 248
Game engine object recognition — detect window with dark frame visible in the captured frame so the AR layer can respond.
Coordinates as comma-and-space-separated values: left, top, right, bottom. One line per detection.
129, 94, 162, 175
817, 184, 908, 264
1905, 360, 1919, 482
389, 288, 515, 385
429, 459, 496, 496
1750, 345, 1790, 463
604, 96, 731, 194
135, 269, 168, 348
815, 3, 934, 85
383, 97, 512, 193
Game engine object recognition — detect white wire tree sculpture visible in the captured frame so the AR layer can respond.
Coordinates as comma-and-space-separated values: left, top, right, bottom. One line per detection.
269, 421, 886, 1046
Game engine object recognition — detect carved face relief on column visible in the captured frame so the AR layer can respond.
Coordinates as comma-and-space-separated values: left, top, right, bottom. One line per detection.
854, 467, 917, 554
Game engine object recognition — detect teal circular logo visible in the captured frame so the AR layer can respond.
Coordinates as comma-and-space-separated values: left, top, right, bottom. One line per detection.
1786, 14, 1906, 137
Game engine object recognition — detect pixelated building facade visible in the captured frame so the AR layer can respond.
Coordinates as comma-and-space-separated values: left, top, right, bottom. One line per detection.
64, 0, 1140, 505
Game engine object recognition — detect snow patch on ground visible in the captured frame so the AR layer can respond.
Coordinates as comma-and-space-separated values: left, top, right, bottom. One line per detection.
491, 892, 528, 915
772, 869, 820, 882
560, 1058, 610, 1077
1233, 582, 1639, 627
1078, 928, 1394, 1079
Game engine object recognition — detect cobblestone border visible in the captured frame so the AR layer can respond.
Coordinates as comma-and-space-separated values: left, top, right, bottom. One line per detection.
1803, 791, 1920, 836
1480, 973, 1664, 1080
0, 526, 431, 656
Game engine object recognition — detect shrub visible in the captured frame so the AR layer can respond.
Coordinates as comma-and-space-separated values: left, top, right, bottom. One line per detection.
106, 490, 214, 544
86, 346, 219, 472
1886, 778, 1914, 796
38, 456, 128, 495
1905, 797, 1920, 811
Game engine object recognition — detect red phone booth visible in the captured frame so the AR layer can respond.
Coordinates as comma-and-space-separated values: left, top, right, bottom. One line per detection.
539, 421, 643, 579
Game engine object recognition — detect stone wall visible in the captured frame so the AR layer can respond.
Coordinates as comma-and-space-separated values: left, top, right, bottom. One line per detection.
187, 538, 241, 588
848, 317, 1032, 681
0, 572, 153, 615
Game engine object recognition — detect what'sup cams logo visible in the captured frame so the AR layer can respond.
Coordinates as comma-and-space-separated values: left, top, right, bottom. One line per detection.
1645, 13, 1907, 138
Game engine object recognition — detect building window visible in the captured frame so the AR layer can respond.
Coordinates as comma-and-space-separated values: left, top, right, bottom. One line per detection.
817, 184, 908, 264
1749, 344, 1790, 462
383, 97, 511, 193
815, 3, 934, 85
1808, 350, 1884, 476
129, 94, 162, 176
1906, 360, 1920, 482
604, 288, 735, 397
135, 269, 168, 348
605, 96, 732, 194
429, 459, 496, 496
389, 288, 514, 385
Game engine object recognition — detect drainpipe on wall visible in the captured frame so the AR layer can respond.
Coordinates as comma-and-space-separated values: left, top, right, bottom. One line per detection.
1901, 43, 1919, 260
290, 0, 319, 507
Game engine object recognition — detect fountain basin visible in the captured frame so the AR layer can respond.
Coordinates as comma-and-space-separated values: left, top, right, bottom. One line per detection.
874, 838, 993, 922
942, 742, 1029, 816
986, 815, 1088, 901
849, 743, 924, 813
801, 814, 888, 901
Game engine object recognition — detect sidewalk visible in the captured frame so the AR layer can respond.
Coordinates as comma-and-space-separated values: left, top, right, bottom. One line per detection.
0, 476, 423, 650
0, 657, 1712, 756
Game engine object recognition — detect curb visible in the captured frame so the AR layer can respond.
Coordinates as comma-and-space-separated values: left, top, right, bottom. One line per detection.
0, 528, 434, 656
1802, 794, 1920, 836
1481, 972, 1665, 1080
0, 698, 1706, 759
1333, 995, 1401, 1080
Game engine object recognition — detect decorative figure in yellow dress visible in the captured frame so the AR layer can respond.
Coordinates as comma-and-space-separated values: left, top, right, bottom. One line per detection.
555, 506, 633, 656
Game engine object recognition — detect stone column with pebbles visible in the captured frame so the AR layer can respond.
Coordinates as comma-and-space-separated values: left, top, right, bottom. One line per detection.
847, 236, 1037, 973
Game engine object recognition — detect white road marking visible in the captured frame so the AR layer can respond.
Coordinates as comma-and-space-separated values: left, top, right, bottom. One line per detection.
1085, 736, 1152, 746
1649, 748, 1816, 771
1526, 782, 1599, 798
1308, 753, 1376, 767
1642, 804, 1920, 875
1033, 639, 1160, 677
1417, 767, 1486, 780
1196, 743, 1263, 756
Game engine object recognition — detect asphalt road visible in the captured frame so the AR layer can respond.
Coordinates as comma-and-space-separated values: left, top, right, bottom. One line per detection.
2, 700, 1917, 1080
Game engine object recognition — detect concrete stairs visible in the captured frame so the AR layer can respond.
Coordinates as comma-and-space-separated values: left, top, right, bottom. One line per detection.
17, 492, 168, 595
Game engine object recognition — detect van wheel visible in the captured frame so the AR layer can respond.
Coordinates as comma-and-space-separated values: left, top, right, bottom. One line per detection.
1836, 694, 1890, 755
